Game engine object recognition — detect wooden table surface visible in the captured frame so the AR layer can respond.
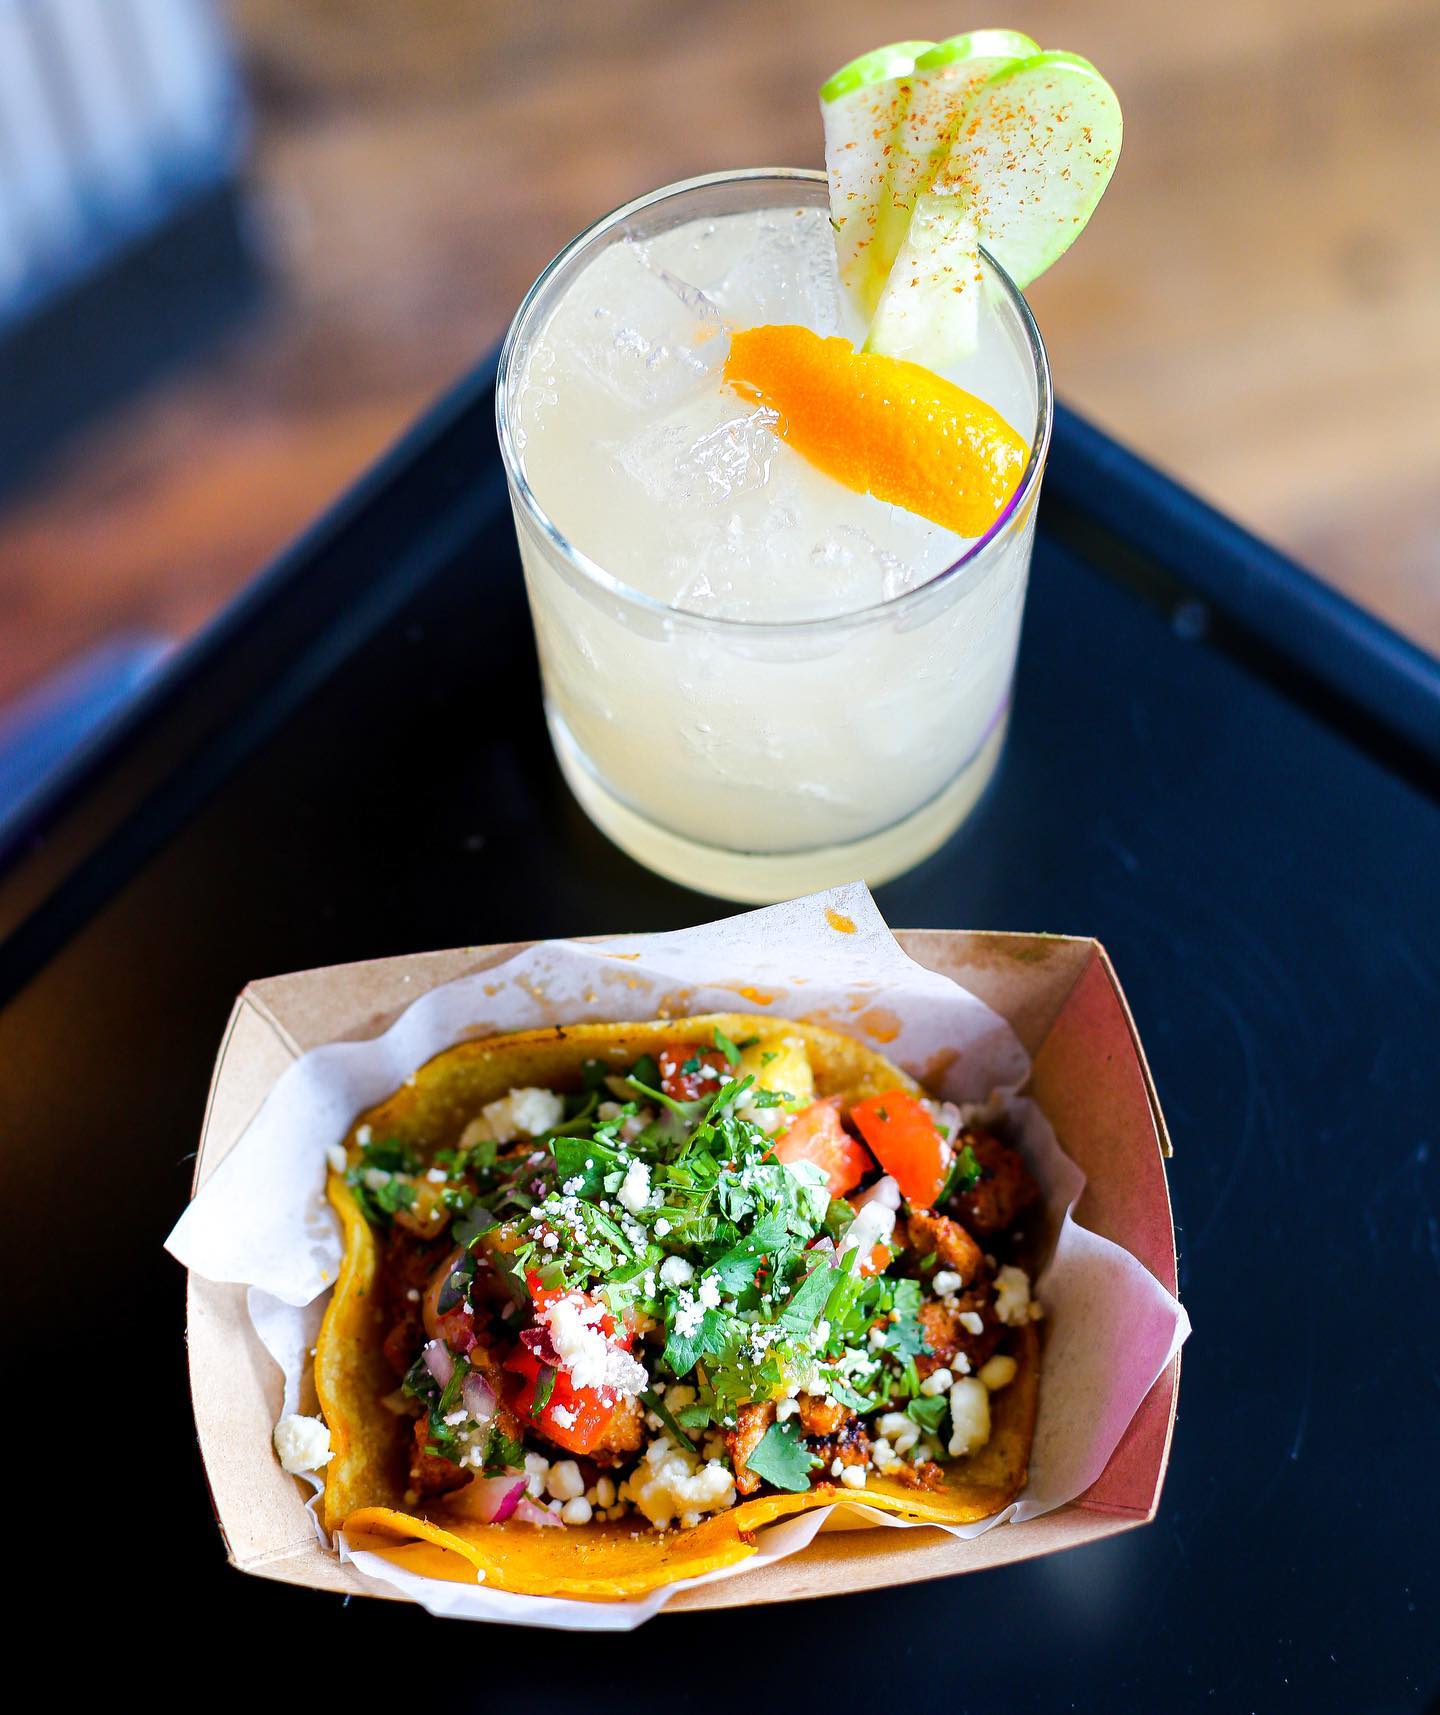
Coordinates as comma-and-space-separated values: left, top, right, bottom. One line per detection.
1, 0, 1436, 710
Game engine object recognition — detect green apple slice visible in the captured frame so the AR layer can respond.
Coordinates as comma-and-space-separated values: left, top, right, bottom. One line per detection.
865, 47, 1122, 361
820, 41, 933, 326
870, 29, 1041, 284
866, 193, 983, 364
933, 50, 1123, 290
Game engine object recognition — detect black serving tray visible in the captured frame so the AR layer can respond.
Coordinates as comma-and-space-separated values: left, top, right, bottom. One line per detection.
2, 357, 1437, 1711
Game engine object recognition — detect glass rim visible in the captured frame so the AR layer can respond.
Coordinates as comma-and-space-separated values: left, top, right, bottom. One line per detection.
495, 166, 1054, 635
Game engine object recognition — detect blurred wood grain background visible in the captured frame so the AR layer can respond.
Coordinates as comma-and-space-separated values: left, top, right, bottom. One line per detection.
1, 0, 1437, 708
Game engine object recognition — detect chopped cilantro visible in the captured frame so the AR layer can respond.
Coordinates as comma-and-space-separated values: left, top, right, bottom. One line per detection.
777, 1262, 835, 1335
435, 1253, 476, 1313
641, 1388, 696, 1453
453, 1203, 497, 1248
940, 1142, 983, 1202
482, 1426, 525, 1474
531, 1365, 556, 1416
906, 1393, 948, 1433
745, 1419, 818, 1493
713, 1026, 741, 1068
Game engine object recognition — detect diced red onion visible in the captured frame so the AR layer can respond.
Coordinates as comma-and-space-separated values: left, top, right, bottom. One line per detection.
519, 1325, 560, 1364
461, 1371, 497, 1425
466, 1474, 527, 1524
855, 1174, 902, 1211
422, 1339, 453, 1388
515, 1495, 564, 1529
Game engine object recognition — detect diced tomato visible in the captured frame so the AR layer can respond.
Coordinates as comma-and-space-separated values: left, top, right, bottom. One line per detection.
504, 1346, 618, 1454
850, 1089, 951, 1208
505, 1273, 630, 1455
657, 1042, 731, 1102
526, 1273, 627, 1345
773, 1096, 871, 1197
859, 1240, 892, 1277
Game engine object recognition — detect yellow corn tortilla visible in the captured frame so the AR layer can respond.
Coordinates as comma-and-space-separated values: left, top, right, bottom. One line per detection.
314, 1014, 1039, 1599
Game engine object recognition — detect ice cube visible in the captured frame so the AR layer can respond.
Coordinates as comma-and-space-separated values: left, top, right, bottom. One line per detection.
670, 499, 801, 617
641, 218, 738, 291
805, 525, 908, 612
616, 402, 783, 511
710, 207, 844, 336
547, 240, 726, 412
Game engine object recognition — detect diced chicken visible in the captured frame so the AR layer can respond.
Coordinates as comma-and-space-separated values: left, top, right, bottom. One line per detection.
902, 1206, 984, 1287
796, 1393, 848, 1437
809, 1413, 871, 1479
408, 1417, 471, 1499
918, 1291, 1003, 1376
585, 1394, 646, 1465
887, 1459, 947, 1492
381, 1230, 448, 1377
727, 1401, 776, 1496
950, 1128, 1040, 1234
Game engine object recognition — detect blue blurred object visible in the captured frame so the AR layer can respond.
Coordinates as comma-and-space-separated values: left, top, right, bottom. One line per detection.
0, 0, 258, 495
0, 632, 171, 828
0, 0, 245, 320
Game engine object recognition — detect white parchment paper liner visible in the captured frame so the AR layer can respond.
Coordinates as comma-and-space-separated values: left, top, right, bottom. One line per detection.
168, 884, 1189, 1629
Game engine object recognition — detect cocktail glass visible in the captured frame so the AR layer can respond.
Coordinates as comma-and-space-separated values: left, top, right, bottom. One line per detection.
496, 168, 1051, 902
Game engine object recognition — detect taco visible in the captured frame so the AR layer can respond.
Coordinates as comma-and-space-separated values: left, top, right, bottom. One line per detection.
308, 1014, 1043, 1600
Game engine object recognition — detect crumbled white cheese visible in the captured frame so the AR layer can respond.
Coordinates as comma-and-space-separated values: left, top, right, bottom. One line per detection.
621, 1436, 737, 1528
877, 1410, 920, 1456
658, 1248, 692, 1289
959, 1310, 985, 1336
994, 1264, 1035, 1326
550, 1403, 577, 1429
696, 1273, 722, 1310
593, 1475, 617, 1509
920, 1367, 953, 1397
561, 1496, 593, 1525
775, 1397, 799, 1422
654, 1218, 672, 1237
947, 1376, 992, 1456
543, 1293, 647, 1395
523, 1451, 550, 1497
671, 1290, 706, 1338
839, 1464, 867, 1489
872, 1438, 904, 1475
546, 1460, 585, 1501
325, 1143, 348, 1174
617, 1159, 651, 1214
932, 1268, 963, 1296
273, 1414, 332, 1474
978, 1354, 1019, 1391
479, 1086, 564, 1143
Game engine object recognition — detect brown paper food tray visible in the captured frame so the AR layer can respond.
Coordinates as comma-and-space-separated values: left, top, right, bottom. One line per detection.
186, 930, 1180, 1611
